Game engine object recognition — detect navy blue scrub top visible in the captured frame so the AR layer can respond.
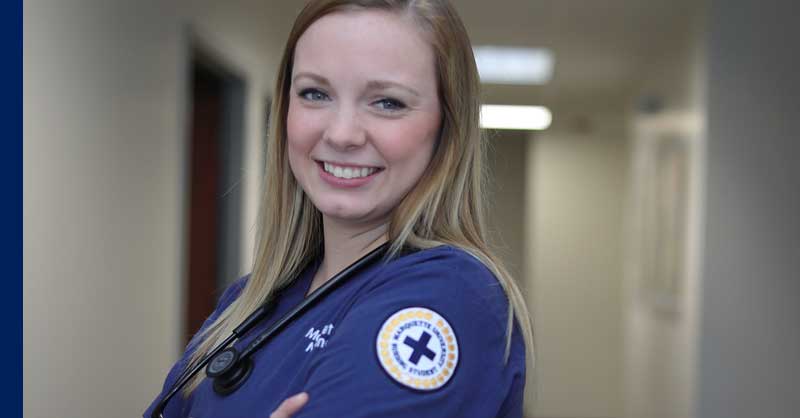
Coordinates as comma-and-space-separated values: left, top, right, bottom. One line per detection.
145, 245, 526, 418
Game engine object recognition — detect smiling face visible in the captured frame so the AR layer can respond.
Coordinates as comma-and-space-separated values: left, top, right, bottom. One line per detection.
286, 9, 441, 229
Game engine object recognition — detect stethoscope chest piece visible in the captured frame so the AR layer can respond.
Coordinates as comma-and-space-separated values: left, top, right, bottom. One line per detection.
206, 347, 254, 395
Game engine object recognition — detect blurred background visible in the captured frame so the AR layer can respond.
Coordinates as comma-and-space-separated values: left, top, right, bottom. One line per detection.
23, 0, 799, 417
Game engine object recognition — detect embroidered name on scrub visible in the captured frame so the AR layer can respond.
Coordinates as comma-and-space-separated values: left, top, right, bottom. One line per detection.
305, 324, 334, 352
376, 307, 459, 391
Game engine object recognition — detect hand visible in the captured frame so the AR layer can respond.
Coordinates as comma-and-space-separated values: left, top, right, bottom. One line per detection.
270, 392, 309, 418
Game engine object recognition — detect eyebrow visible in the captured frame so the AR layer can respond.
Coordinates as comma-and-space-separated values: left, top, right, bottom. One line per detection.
293, 72, 420, 97
365, 80, 420, 97
293, 72, 331, 86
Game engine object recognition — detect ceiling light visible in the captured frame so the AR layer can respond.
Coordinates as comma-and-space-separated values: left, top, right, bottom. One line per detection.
480, 105, 552, 130
473, 46, 554, 85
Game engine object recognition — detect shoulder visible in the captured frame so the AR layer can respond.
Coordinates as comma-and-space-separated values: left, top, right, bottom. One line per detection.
187, 275, 249, 346
217, 274, 249, 309
365, 245, 510, 329
383, 245, 496, 285
219, 274, 250, 306
305, 245, 523, 405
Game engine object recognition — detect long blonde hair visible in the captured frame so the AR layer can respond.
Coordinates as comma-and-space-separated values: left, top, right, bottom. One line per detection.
183, 0, 535, 395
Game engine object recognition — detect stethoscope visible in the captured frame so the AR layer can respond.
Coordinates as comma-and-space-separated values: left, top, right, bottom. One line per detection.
150, 243, 390, 418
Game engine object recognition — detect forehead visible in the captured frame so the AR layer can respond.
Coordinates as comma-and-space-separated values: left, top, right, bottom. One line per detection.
293, 10, 436, 88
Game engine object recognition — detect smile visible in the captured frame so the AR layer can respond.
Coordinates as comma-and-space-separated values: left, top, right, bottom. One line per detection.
321, 161, 382, 179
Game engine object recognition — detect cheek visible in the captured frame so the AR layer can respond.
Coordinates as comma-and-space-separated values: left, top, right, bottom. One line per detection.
380, 115, 440, 169
286, 104, 318, 184
286, 102, 306, 149
286, 104, 318, 160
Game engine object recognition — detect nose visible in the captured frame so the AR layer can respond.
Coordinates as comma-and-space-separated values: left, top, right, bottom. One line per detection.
324, 106, 367, 151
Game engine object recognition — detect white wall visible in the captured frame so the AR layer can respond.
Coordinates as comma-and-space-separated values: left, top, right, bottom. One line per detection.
698, 0, 800, 416
24, 1, 297, 416
527, 111, 629, 418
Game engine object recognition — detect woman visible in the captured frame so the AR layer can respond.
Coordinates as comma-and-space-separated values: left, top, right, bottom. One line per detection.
145, 1, 534, 417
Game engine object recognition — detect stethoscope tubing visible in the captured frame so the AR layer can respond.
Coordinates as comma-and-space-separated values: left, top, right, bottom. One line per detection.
151, 243, 390, 418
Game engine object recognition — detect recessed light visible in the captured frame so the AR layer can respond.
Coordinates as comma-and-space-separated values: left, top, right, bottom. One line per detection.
473, 46, 554, 85
480, 105, 552, 130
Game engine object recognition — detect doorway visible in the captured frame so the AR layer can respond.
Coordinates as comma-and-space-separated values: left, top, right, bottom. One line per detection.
184, 50, 246, 344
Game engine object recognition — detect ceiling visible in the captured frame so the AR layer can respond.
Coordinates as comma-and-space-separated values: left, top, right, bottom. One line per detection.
270, 0, 701, 112
456, 0, 700, 110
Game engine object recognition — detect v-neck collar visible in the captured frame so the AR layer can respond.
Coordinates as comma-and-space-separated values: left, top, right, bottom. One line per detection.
282, 257, 321, 306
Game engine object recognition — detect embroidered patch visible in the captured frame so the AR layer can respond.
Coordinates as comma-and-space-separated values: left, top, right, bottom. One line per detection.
375, 307, 459, 391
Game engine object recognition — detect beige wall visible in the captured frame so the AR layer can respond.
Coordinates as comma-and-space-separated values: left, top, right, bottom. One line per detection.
524, 111, 629, 418
482, 105, 630, 418
484, 131, 529, 287
24, 1, 297, 417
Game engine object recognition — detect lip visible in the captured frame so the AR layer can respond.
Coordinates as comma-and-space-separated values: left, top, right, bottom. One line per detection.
316, 161, 383, 188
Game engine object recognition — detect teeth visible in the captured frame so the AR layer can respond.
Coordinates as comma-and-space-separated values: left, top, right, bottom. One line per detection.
323, 162, 377, 179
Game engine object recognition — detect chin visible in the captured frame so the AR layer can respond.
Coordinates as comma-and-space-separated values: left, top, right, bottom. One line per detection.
316, 199, 362, 216
317, 202, 388, 226
324, 208, 373, 223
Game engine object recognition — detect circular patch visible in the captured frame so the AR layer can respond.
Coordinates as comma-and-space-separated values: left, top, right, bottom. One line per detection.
375, 307, 459, 391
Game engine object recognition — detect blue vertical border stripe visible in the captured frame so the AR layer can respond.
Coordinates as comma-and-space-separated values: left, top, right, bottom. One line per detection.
5, 0, 22, 416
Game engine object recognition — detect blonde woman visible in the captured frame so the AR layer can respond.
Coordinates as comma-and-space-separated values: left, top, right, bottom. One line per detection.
146, 1, 533, 417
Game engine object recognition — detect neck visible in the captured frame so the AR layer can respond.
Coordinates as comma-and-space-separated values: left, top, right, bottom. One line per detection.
307, 217, 389, 296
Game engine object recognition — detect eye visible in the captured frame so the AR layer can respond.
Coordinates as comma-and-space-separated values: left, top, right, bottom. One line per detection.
373, 98, 407, 112
298, 88, 330, 102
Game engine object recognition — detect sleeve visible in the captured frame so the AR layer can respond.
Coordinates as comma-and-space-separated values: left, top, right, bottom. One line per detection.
295, 250, 525, 418
142, 275, 249, 418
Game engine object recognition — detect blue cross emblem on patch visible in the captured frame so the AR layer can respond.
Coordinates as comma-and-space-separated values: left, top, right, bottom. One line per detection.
405, 332, 436, 364
375, 307, 459, 391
